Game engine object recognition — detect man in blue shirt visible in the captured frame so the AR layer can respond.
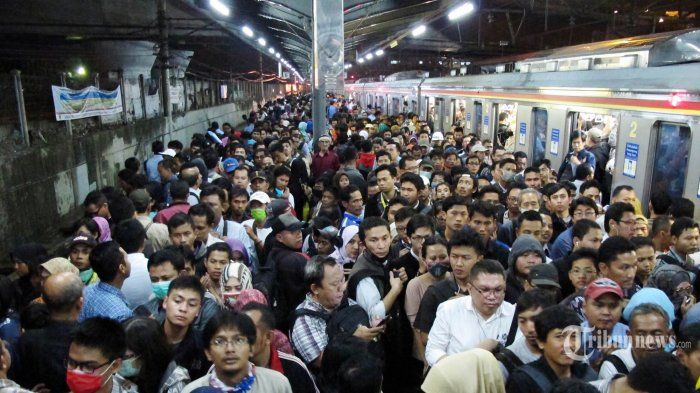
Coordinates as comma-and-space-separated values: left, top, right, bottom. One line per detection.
79, 241, 133, 323
145, 140, 165, 182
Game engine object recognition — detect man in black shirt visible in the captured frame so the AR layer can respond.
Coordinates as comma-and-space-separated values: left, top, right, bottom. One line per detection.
506, 305, 596, 393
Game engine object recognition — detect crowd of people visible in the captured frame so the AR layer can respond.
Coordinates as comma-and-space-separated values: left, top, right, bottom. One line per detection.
4, 91, 700, 393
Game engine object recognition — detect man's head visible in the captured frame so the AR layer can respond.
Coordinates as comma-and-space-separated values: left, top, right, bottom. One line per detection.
406, 214, 435, 256
611, 185, 636, 206
518, 188, 541, 212
678, 323, 700, 381
567, 248, 598, 291
570, 197, 598, 224
148, 247, 186, 300
628, 303, 672, 361
604, 202, 637, 238
572, 219, 604, 251
468, 260, 506, 317
241, 302, 277, 363
469, 200, 498, 243
89, 241, 130, 284
670, 217, 700, 256
598, 236, 637, 290
179, 163, 202, 189
509, 234, 545, 277
270, 213, 304, 250
399, 173, 425, 205
516, 210, 543, 239
579, 180, 602, 205
305, 256, 345, 310
200, 185, 228, 224
67, 317, 125, 390
83, 191, 109, 219
42, 272, 83, 318
442, 196, 470, 234
534, 306, 582, 369
202, 311, 257, 379
68, 234, 97, 271
583, 278, 624, 331
163, 275, 204, 328
167, 213, 196, 251
113, 219, 146, 255
516, 289, 556, 351
230, 188, 250, 219
652, 216, 674, 252
359, 217, 392, 259
204, 242, 232, 283
340, 185, 364, 217
624, 352, 695, 393
544, 184, 571, 215
375, 165, 397, 194
523, 167, 542, 189
631, 236, 656, 281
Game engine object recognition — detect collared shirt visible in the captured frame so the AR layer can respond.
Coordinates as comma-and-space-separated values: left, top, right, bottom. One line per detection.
145, 154, 164, 182
341, 211, 363, 228
153, 202, 191, 224
121, 253, 153, 309
425, 295, 517, 366
290, 295, 331, 364
310, 151, 340, 179
581, 321, 629, 366
79, 282, 133, 322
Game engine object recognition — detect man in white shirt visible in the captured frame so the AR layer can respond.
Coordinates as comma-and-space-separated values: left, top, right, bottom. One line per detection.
180, 162, 202, 205
113, 219, 153, 309
425, 259, 516, 366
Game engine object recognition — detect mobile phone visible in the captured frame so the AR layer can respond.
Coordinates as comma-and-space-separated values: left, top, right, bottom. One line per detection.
376, 316, 391, 327
685, 296, 693, 305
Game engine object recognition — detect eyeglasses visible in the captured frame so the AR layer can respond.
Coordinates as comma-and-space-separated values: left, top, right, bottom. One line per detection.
411, 234, 431, 242
471, 285, 505, 297
573, 210, 597, 218
65, 358, 113, 374
618, 219, 637, 226
211, 336, 249, 348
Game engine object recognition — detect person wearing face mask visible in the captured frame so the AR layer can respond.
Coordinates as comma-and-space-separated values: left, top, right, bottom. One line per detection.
492, 158, 518, 199
65, 317, 136, 393
121, 317, 190, 393
219, 262, 253, 310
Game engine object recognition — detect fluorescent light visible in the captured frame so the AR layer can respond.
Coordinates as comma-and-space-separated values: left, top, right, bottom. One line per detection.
242, 26, 254, 37
418, 60, 423, 64
412, 25, 426, 37
390, 60, 399, 65
275, 52, 281, 58
346, 64, 352, 68
76, 66, 87, 76
375, 49, 384, 56
268, 47, 275, 54
257, 37, 266, 46
209, 0, 230, 16
365, 53, 373, 60
447, 2, 475, 21
358, 58, 365, 64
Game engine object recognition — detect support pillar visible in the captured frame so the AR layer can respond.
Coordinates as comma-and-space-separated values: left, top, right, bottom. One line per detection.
60, 72, 73, 136
158, 0, 171, 122
11, 70, 29, 146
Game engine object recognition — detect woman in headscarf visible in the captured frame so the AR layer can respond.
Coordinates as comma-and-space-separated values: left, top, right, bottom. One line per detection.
224, 238, 251, 269
92, 216, 112, 242
647, 264, 695, 323
219, 262, 253, 309
332, 225, 361, 268
422, 348, 505, 393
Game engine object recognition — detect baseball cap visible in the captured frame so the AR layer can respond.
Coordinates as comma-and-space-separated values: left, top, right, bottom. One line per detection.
129, 189, 151, 211
419, 140, 430, 148
70, 234, 97, 249
584, 278, 623, 300
222, 158, 239, 173
420, 158, 434, 169
472, 144, 489, 153
313, 226, 343, 248
268, 213, 304, 234
528, 264, 561, 289
587, 128, 603, 143
250, 191, 271, 205
162, 148, 176, 157
267, 199, 290, 217
251, 171, 268, 182
431, 132, 444, 141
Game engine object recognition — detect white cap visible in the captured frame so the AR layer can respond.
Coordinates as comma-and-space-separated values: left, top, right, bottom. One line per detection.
250, 191, 271, 205
431, 132, 444, 141
359, 130, 369, 140
162, 148, 176, 157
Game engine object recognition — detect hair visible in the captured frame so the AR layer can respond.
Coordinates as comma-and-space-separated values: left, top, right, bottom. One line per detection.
147, 247, 185, 272
398, 155, 417, 170
569, 196, 598, 216
72, 317, 126, 361
168, 140, 183, 150
497, 157, 517, 169
375, 164, 397, 178
671, 217, 700, 238
179, 163, 200, 187
604, 202, 635, 233
516, 288, 556, 315
42, 273, 83, 314
158, 157, 178, 173
400, 172, 426, 191
167, 275, 204, 299
517, 210, 543, 230
469, 259, 505, 282
123, 318, 172, 393
20, 302, 49, 330
651, 216, 673, 238
574, 163, 593, 181
534, 305, 581, 342
358, 217, 390, 242
571, 219, 601, 241
519, 188, 542, 204
89, 241, 125, 282
470, 199, 498, 220
203, 310, 257, 347
230, 187, 250, 202
449, 230, 485, 255
200, 185, 227, 205
338, 353, 384, 393
394, 206, 417, 224
477, 185, 502, 200
113, 219, 146, 254
598, 236, 636, 266
406, 214, 434, 236
205, 242, 232, 260
630, 236, 654, 250
125, 157, 140, 173
542, 183, 567, 198
650, 190, 672, 215
304, 255, 339, 290
188, 203, 216, 226
629, 303, 671, 330
241, 302, 276, 332
151, 140, 164, 154
442, 195, 470, 214
339, 185, 362, 203
386, 196, 409, 210
319, 334, 370, 392
566, 248, 598, 271
273, 165, 292, 180
109, 195, 136, 224
421, 236, 449, 258
627, 352, 694, 393
169, 180, 190, 201
578, 180, 601, 197
375, 150, 390, 162
612, 185, 634, 199
671, 198, 695, 219
167, 212, 194, 233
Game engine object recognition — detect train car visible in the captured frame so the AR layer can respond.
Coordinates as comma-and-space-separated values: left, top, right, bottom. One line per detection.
346, 29, 700, 219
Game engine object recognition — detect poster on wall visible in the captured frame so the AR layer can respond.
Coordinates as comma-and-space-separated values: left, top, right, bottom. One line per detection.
51, 85, 123, 121
550, 129, 560, 156
518, 122, 527, 145
623, 143, 639, 178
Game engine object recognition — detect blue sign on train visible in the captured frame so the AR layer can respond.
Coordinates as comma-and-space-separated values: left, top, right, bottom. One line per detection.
518, 122, 526, 145
484, 115, 489, 126
550, 129, 560, 156
623, 143, 639, 178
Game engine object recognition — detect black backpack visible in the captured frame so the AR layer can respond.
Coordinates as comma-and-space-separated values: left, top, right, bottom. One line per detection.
289, 297, 370, 341
494, 348, 523, 375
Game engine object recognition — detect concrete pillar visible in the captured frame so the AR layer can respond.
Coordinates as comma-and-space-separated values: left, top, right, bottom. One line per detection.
60, 72, 73, 136
158, 0, 171, 121
118, 69, 128, 124
312, 0, 344, 148
11, 70, 29, 146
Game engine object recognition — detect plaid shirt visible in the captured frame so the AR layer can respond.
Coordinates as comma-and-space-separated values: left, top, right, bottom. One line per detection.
290, 295, 330, 364
78, 282, 133, 323
0, 379, 32, 393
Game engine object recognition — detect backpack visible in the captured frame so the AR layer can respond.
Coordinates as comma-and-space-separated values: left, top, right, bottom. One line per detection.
494, 348, 523, 375
289, 297, 369, 341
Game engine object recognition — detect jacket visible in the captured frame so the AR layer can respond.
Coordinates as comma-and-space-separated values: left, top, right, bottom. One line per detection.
505, 235, 546, 304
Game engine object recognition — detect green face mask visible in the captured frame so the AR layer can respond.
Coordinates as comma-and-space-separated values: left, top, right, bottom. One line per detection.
251, 208, 267, 222
79, 269, 94, 284
152, 281, 171, 300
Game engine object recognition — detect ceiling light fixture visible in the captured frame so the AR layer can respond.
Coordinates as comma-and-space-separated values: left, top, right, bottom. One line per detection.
257, 37, 266, 46
375, 49, 384, 56
268, 47, 275, 54
275, 53, 281, 58
447, 2, 475, 21
412, 24, 426, 37
358, 58, 365, 64
365, 53, 374, 60
242, 26, 254, 37
209, 0, 230, 16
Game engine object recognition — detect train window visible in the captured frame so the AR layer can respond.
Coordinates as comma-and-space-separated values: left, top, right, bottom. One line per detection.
650, 122, 691, 199
532, 108, 548, 164
495, 103, 518, 151
475, 102, 482, 134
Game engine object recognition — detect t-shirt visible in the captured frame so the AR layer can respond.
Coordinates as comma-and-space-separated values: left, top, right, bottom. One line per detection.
598, 346, 635, 379
121, 253, 152, 309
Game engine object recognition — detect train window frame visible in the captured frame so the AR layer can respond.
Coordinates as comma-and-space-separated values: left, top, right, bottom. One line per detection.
474, 101, 483, 135
493, 102, 518, 151
647, 121, 692, 201
531, 108, 548, 165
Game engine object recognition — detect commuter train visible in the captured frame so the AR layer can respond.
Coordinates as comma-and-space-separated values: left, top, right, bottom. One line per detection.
345, 29, 700, 219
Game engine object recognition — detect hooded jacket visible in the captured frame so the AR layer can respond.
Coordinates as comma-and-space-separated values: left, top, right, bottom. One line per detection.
505, 235, 546, 304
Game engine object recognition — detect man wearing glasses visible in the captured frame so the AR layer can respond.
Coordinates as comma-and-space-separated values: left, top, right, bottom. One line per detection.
425, 260, 517, 366
549, 197, 600, 260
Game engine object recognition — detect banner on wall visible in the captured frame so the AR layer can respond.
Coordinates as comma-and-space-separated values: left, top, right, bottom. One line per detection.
51, 85, 123, 121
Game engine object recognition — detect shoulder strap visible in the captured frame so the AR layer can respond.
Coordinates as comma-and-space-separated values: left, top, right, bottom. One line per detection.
603, 354, 629, 375
520, 364, 553, 393
494, 348, 523, 373
505, 313, 519, 346
189, 191, 200, 202
288, 308, 330, 336
144, 222, 153, 233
